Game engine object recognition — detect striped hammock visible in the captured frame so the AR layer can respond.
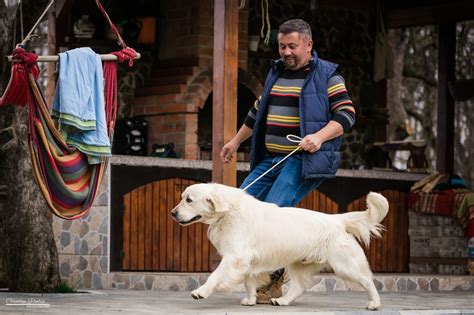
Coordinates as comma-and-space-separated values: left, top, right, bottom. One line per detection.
0, 47, 136, 219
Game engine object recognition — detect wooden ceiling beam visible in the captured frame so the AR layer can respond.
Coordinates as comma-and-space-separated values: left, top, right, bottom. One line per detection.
387, 1, 474, 28
317, 0, 474, 28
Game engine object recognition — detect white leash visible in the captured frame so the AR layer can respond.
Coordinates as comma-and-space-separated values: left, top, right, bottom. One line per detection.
242, 135, 303, 191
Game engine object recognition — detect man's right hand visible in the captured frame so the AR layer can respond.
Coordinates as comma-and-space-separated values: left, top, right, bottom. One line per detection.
219, 124, 253, 163
220, 140, 239, 163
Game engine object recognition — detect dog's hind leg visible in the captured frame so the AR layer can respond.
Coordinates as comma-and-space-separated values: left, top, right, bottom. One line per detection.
328, 244, 381, 310
241, 273, 270, 306
270, 263, 312, 306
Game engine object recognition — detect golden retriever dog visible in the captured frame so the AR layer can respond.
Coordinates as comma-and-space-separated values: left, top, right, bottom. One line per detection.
171, 183, 389, 309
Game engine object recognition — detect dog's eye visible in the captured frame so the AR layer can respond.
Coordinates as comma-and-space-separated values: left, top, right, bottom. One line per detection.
186, 197, 193, 203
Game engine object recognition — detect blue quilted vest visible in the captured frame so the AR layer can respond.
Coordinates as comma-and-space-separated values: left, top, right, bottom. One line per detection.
250, 51, 342, 179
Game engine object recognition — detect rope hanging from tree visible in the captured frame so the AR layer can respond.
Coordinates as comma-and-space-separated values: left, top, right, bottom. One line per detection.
20, 0, 55, 47
260, 0, 271, 46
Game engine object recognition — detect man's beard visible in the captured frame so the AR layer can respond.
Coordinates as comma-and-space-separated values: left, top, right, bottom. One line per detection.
283, 56, 300, 70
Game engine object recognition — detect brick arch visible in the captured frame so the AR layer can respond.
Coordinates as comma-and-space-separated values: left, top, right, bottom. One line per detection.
147, 67, 263, 160
182, 69, 213, 110
182, 67, 263, 111
237, 68, 264, 98
192, 67, 264, 160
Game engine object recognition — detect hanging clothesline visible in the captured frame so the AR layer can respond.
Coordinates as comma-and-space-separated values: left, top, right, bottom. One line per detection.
7, 53, 141, 63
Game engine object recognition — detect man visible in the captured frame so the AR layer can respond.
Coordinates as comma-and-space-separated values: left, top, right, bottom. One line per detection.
220, 19, 355, 302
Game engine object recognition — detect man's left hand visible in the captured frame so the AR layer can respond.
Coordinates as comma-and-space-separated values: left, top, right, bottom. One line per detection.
299, 134, 323, 153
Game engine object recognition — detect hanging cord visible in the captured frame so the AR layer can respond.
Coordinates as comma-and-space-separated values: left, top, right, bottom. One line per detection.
95, 0, 128, 49
20, 0, 24, 40
242, 135, 302, 191
19, 0, 54, 47
259, 0, 271, 45
11, 0, 21, 50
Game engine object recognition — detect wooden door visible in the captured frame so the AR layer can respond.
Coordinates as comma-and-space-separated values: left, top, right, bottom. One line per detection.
297, 191, 340, 214
346, 190, 409, 272
122, 178, 219, 272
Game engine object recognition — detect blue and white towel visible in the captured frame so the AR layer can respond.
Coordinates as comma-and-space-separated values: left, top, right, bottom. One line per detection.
52, 47, 111, 164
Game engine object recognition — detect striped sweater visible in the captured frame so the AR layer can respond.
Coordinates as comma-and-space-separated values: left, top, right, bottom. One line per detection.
244, 66, 355, 154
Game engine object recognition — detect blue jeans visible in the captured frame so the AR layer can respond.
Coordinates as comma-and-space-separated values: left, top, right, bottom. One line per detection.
240, 155, 325, 207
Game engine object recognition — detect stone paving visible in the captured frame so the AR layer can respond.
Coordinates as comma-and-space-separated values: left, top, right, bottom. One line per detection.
1, 290, 474, 314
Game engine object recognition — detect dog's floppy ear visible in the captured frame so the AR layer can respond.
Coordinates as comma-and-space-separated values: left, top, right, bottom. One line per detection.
206, 192, 229, 213
205, 184, 238, 213
206, 195, 226, 212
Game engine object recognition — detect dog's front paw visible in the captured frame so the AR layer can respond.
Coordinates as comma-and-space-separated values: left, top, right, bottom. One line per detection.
366, 300, 381, 310
191, 287, 210, 300
270, 297, 290, 306
240, 297, 256, 306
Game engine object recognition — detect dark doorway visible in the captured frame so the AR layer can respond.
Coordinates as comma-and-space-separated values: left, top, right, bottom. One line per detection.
198, 84, 257, 161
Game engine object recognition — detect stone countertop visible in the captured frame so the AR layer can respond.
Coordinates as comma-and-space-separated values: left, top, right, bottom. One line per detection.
110, 155, 427, 182
335, 169, 427, 181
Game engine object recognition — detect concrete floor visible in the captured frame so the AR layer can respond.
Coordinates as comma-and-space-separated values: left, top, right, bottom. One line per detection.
1, 289, 474, 314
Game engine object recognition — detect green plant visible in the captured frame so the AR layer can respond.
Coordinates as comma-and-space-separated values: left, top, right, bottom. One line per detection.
54, 281, 77, 293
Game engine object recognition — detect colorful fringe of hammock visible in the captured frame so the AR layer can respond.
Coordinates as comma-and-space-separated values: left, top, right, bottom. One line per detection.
0, 47, 136, 219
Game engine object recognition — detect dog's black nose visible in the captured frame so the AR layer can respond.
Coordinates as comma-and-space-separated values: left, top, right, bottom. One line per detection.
171, 208, 178, 218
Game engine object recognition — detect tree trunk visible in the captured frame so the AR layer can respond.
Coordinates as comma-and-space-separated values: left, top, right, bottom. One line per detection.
386, 29, 409, 141
0, 0, 60, 292
0, 0, 12, 90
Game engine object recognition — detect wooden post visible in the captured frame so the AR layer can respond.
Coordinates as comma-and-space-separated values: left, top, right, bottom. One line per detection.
436, 23, 455, 174
212, 0, 238, 186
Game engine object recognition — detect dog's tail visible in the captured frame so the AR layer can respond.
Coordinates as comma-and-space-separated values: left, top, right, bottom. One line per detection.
341, 192, 389, 247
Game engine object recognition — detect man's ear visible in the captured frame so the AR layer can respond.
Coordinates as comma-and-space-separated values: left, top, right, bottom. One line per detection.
306, 39, 313, 53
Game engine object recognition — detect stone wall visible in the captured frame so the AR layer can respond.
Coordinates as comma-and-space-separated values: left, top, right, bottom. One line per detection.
409, 211, 469, 274
52, 168, 110, 289
116, 51, 154, 119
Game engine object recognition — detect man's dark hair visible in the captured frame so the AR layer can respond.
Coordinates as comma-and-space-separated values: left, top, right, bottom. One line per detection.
278, 19, 312, 41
